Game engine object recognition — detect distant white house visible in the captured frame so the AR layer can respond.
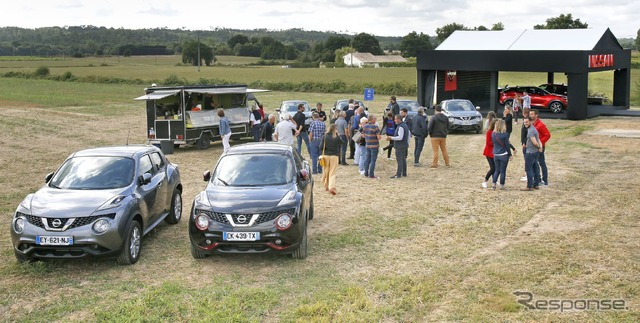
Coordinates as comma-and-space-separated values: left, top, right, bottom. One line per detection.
343, 52, 408, 67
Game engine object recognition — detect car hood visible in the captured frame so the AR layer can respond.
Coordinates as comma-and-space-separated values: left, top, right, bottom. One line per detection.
445, 111, 480, 117
30, 187, 126, 218
205, 184, 296, 213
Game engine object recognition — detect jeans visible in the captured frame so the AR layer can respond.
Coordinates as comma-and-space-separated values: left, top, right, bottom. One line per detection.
252, 124, 261, 142
339, 135, 348, 164
358, 149, 367, 173
309, 139, 323, 174
484, 156, 495, 182
354, 144, 363, 166
296, 131, 311, 156
395, 146, 408, 177
537, 146, 548, 185
414, 136, 425, 164
364, 147, 379, 177
493, 154, 510, 185
525, 152, 541, 188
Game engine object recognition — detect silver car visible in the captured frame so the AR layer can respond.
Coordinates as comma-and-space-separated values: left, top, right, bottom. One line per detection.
439, 99, 483, 133
276, 100, 312, 126
10, 145, 183, 265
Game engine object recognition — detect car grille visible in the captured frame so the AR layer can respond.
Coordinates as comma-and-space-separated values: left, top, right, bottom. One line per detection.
452, 116, 478, 121
20, 212, 116, 230
196, 208, 296, 225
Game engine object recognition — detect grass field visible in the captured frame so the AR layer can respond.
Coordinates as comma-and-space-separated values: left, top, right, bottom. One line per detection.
1, 54, 639, 106
0, 78, 639, 321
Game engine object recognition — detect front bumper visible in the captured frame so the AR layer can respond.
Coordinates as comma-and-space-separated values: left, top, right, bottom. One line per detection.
189, 208, 303, 255
11, 215, 125, 260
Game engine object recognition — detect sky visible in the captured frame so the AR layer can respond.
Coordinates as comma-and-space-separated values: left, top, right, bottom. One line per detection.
2, 0, 639, 39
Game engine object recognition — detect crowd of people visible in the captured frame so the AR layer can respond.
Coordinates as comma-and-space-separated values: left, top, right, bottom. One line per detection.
218, 95, 552, 196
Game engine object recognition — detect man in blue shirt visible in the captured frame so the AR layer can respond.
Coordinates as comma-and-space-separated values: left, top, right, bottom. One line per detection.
308, 112, 326, 174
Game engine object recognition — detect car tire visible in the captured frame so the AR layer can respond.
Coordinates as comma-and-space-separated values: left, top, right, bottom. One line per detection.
308, 192, 314, 220
291, 221, 308, 259
475, 127, 481, 134
14, 250, 33, 263
196, 133, 210, 150
549, 101, 563, 113
190, 244, 208, 259
165, 189, 182, 224
116, 220, 142, 265
504, 99, 514, 107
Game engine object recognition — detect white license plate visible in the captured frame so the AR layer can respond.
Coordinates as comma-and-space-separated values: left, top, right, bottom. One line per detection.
223, 232, 259, 241
36, 236, 73, 245
463, 121, 472, 125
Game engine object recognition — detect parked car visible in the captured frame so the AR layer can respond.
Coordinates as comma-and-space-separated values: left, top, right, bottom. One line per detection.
10, 145, 183, 265
499, 85, 567, 113
438, 99, 483, 133
189, 142, 314, 259
387, 99, 421, 118
277, 100, 313, 126
331, 99, 369, 116
539, 83, 568, 96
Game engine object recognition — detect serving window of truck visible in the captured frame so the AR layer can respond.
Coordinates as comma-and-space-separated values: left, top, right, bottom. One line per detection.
134, 84, 267, 150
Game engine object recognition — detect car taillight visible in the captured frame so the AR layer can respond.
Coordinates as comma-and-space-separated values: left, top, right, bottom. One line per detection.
275, 213, 292, 231
195, 214, 210, 231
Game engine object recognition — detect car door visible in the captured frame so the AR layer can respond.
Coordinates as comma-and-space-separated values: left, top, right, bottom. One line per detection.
529, 87, 545, 107
293, 150, 311, 210
136, 154, 163, 227
149, 152, 169, 214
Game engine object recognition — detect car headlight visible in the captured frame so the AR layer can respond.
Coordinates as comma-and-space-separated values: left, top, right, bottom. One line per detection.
97, 195, 126, 211
13, 216, 26, 234
277, 190, 297, 207
92, 219, 110, 234
448, 117, 454, 122
195, 214, 210, 231
275, 213, 292, 230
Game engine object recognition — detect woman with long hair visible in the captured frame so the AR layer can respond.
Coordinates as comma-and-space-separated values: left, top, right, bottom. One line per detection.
320, 124, 344, 195
484, 111, 497, 132
491, 119, 513, 190
482, 118, 497, 188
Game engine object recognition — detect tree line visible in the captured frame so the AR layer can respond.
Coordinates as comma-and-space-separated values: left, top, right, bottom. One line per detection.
1, 14, 635, 66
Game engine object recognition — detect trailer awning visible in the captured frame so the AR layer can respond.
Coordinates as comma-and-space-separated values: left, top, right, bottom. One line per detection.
133, 90, 180, 101
187, 87, 248, 95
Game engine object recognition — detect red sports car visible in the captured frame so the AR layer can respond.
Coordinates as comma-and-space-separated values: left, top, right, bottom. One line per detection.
499, 86, 567, 113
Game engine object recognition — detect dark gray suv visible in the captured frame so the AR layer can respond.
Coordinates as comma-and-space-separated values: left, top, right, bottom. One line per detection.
10, 145, 183, 265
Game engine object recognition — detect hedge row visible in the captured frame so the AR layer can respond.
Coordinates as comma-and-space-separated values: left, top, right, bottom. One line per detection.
1, 70, 417, 96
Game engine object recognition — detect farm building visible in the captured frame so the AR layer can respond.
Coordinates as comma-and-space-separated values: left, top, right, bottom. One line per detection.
343, 52, 408, 67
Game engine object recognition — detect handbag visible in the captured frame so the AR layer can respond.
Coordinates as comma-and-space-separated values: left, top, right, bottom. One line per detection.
318, 137, 327, 167
351, 130, 362, 143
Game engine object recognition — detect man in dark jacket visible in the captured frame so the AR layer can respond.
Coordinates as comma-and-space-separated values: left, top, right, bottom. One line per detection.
293, 103, 311, 156
390, 96, 400, 116
411, 107, 428, 166
427, 105, 450, 168
387, 114, 410, 178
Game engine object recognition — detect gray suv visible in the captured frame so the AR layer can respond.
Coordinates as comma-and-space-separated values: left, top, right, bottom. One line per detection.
438, 99, 483, 133
10, 145, 183, 265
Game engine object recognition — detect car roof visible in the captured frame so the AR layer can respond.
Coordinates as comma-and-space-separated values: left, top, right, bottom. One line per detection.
224, 142, 294, 155
282, 100, 309, 104
441, 99, 472, 103
71, 145, 159, 158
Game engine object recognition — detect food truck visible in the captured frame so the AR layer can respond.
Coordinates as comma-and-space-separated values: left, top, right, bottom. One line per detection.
134, 84, 268, 149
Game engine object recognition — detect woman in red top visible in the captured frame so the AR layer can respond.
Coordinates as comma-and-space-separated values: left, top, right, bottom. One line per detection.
482, 115, 497, 188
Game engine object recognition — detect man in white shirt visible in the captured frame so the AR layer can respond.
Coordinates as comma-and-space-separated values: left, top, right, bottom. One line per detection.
274, 115, 299, 146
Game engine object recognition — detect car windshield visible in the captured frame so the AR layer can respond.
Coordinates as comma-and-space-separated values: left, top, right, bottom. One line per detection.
49, 156, 134, 190
398, 101, 420, 111
283, 102, 308, 112
213, 153, 294, 186
446, 101, 475, 112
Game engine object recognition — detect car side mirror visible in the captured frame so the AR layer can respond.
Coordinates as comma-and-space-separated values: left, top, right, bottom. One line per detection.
299, 169, 309, 181
138, 173, 152, 185
476, 106, 481, 111
45, 172, 54, 183
203, 170, 211, 182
